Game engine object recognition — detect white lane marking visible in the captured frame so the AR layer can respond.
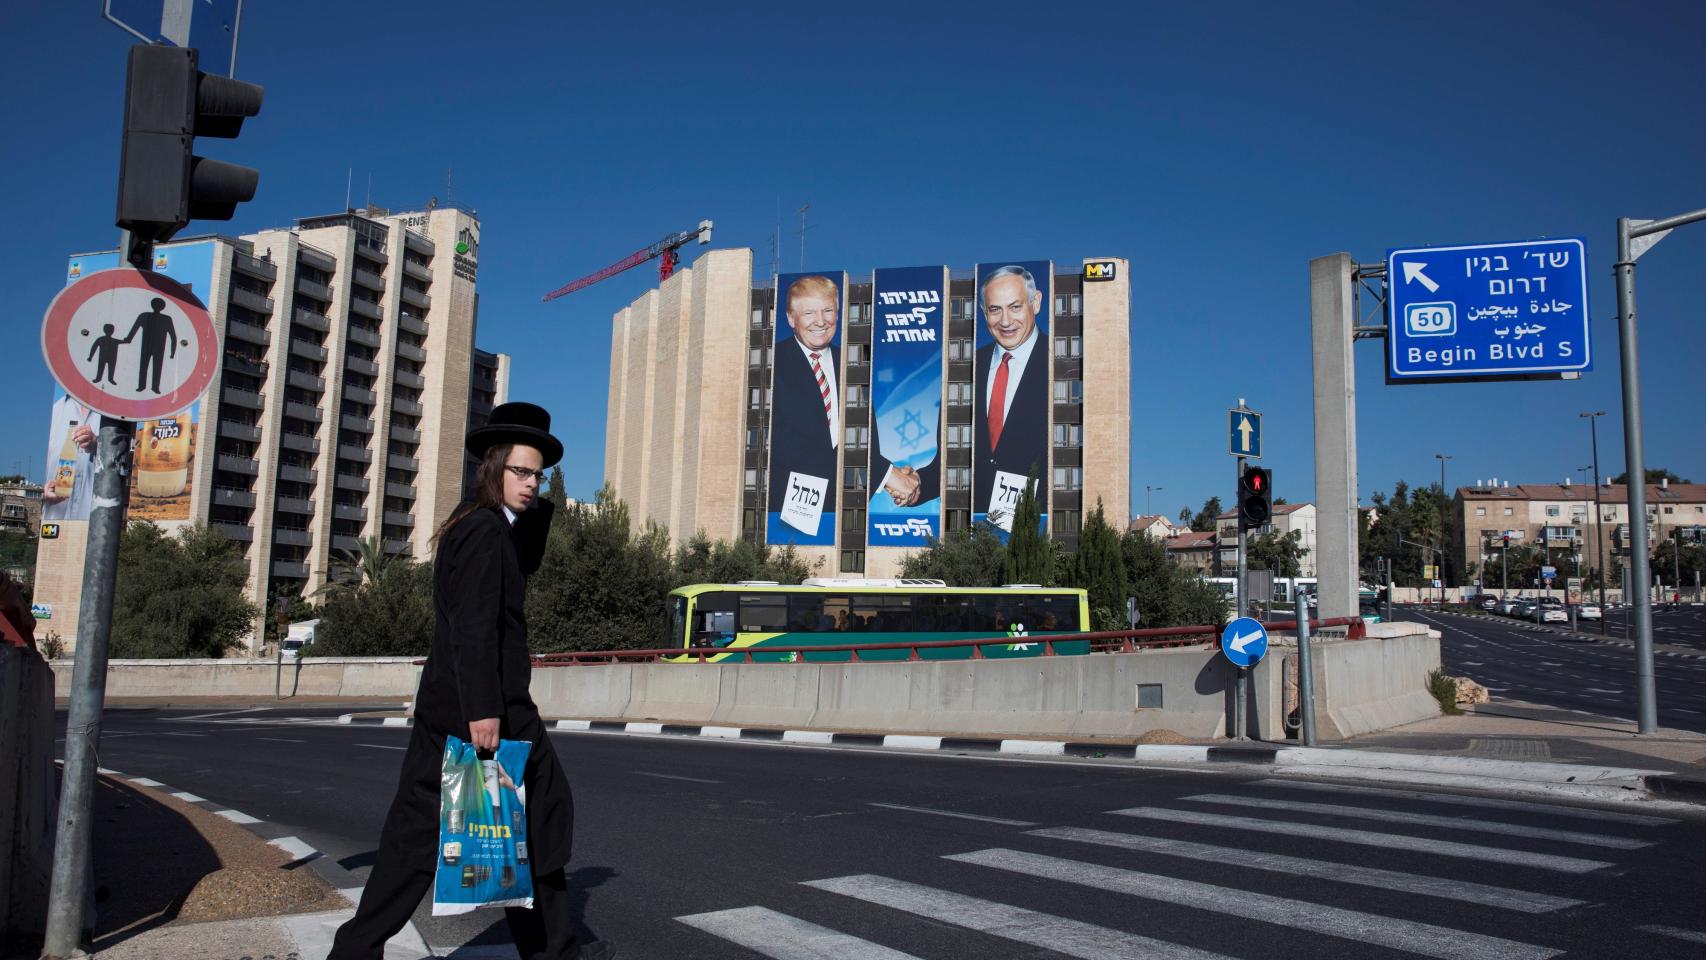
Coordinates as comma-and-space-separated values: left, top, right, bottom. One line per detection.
630, 770, 721, 784
1030, 827, 1584, 914
1256, 780, 1680, 826
380, 717, 409, 727
805, 874, 1233, 960
555, 719, 592, 730
677, 905, 924, 959
1586, 688, 1624, 694
216, 809, 261, 825
952, 848, 1561, 960
1001, 740, 1066, 756
1638, 925, 1706, 945
127, 777, 164, 787
626, 722, 665, 733
169, 707, 270, 721
267, 836, 320, 861
1182, 794, 1652, 850
355, 743, 406, 751
867, 802, 1037, 827
170, 791, 207, 802
159, 732, 206, 737
701, 726, 744, 739
1111, 808, 1614, 873
783, 731, 834, 744
256, 737, 307, 743
883, 735, 943, 750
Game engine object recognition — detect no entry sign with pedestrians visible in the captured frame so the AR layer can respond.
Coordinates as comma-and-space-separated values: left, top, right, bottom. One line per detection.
41, 268, 217, 420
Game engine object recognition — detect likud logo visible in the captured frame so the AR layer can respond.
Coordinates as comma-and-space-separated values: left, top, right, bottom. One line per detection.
1083, 260, 1117, 282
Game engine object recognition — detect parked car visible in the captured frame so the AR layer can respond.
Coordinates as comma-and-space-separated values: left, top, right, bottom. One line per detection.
1536, 605, 1568, 624
1530, 599, 1564, 623
1577, 603, 1602, 621
1511, 601, 1537, 620
1498, 597, 1524, 616
1477, 595, 1501, 611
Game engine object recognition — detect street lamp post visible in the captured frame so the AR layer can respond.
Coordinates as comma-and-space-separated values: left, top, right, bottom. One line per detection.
1580, 411, 1608, 635
1146, 485, 1162, 517
1435, 453, 1452, 607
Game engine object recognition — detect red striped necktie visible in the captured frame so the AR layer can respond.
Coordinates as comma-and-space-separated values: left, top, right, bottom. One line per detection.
810, 352, 832, 427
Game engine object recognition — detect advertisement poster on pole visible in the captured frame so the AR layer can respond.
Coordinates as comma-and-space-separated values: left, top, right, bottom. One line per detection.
766, 271, 846, 546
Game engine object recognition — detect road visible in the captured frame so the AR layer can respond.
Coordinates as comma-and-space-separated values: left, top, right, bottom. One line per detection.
1409, 608, 1706, 733
66, 706, 1706, 959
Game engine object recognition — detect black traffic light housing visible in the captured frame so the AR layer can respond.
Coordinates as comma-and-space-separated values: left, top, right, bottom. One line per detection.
1238, 465, 1272, 530
117, 44, 264, 244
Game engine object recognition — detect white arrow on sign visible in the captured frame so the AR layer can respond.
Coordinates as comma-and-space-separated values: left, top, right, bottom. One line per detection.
1228, 628, 1262, 654
1401, 261, 1439, 293
1236, 416, 1254, 452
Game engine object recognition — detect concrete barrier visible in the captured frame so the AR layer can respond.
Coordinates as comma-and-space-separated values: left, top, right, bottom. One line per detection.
1, 644, 57, 941
1310, 622, 1442, 738
49, 657, 424, 700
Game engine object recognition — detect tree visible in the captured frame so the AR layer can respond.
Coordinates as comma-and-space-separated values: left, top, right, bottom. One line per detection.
1653, 536, 1706, 597
112, 523, 256, 658
1611, 468, 1690, 485
673, 533, 813, 586
1190, 497, 1224, 532
1120, 528, 1227, 629
546, 466, 567, 504
1003, 473, 1051, 585
1247, 528, 1307, 577
313, 557, 434, 656
527, 486, 679, 652
900, 523, 1008, 586
1177, 507, 1193, 526
1067, 500, 1126, 630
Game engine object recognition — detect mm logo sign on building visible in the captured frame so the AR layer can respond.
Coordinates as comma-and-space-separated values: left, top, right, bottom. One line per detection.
1083, 261, 1117, 282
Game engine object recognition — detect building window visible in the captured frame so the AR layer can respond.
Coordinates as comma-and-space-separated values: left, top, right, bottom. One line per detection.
749, 346, 765, 367
946, 509, 969, 531
843, 508, 866, 531
1475, 507, 1486, 516
846, 343, 867, 364
1504, 507, 1514, 516
948, 338, 973, 362
1546, 505, 1560, 517
845, 384, 869, 407
947, 382, 973, 406
844, 466, 867, 489
952, 297, 972, 320
1664, 506, 1674, 514
1054, 335, 1082, 358
1055, 510, 1081, 535
751, 308, 766, 328
848, 303, 868, 323
744, 469, 759, 491
947, 467, 970, 491
845, 425, 869, 450
947, 424, 971, 449
1053, 380, 1083, 404
840, 550, 864, 573
746, 427, 760, 449
1053, 423, 1082, 448
1053, 466, 1083, 491
749, 386, 770, 409
743, 509, 757, 532
1070, 293, 1082, 314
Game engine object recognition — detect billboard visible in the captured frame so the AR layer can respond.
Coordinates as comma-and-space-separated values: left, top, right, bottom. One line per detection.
49, 241, 215, 524
766, 272, 846, 546
973, 260, 1051, 540
867, 266, 946, 547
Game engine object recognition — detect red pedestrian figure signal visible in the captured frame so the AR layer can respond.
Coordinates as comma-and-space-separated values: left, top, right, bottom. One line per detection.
1238, 466, 1272, 530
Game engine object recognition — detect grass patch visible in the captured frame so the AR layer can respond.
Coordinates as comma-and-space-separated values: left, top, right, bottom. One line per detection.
1426, 668, 1463, 715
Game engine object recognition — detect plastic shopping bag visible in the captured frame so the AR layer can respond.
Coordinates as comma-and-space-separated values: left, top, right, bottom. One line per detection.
433, 735, 533, 915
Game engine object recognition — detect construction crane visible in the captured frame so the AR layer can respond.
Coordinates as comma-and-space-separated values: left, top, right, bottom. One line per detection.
542, 219, 713, 302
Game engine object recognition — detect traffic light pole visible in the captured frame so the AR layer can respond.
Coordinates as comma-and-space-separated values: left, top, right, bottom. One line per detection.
1233, 454, 1247, 740
42, 233, 148, 960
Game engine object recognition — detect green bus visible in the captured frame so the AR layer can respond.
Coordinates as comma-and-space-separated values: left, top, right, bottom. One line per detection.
664, 579, 1092, 662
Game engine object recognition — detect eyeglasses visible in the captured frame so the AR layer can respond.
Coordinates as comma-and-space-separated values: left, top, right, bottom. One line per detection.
504, 464, 547, 482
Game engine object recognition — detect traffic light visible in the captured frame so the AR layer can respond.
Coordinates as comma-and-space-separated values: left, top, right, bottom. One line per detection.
1238, 466, 1272, 530
117, 44, 264, 243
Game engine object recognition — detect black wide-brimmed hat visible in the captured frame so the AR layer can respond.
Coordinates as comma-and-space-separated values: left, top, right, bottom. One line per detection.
466, 402, 564, 468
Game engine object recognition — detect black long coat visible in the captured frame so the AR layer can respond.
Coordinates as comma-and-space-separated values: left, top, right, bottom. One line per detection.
376, 499, 576, 875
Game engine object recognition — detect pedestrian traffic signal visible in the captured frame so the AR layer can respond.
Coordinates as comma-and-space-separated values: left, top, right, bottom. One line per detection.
117, 44, 264, 243
1238, 466, 1272, 530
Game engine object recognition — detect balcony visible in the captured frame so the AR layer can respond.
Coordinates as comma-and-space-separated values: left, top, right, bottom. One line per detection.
354, 241, 387, 265
286, 369, 326, 393
390, 425, 421, 444
221, 385, 264, 409
343, 383, 377, 405
383, 510, 415, 527
352, 266, 386, 292
218, 419, 261, 442
289, 338, 328, 362
346, 355, 379, 377
213, 486, 256, 509
230, 287, 274, 314
402, 258, 432, 282
210, 520, 254, 543
335, 473, 370, 493
232, 251, 276, 281
396, 341, 427, 363
384, 538, 413, 556
392, 396, 423, 416
275, 496, 314, 515
297, 245, 335, 272
293, 308, 331, 333
216, 454, 259, 477
271, 560, 310, 580
400, 286, 431, 310
386, 481, 416, 500
221, 352, 266, 379
403, 230, 434, 255
272, 528, 312, 548
279, 433, 321, 454
278, 464, 317, 485
349, 297, 383, 321
227, 319, 270, 346
390, 455, 419, 473
341, 414, 375, 435
284, 404, 323, 428
348, 323, 382, 348
399, 314, 428, 336
294, 276, 333, 303
394, 369, 425, 390
338, 444, 373, 465
333, 503, 368, 523
332, 534, 361, 553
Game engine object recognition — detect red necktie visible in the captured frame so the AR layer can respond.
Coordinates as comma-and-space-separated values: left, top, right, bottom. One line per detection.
988, 351, 1011, 449
810, 352, 832, 426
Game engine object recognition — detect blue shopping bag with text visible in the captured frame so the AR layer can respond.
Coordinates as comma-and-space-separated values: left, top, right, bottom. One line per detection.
433, 735, 533, 915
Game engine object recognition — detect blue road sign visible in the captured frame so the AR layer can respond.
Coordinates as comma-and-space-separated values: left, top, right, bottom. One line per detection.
1220, 616, 1269, 668
1387, 238, 1590, 383
1228, 409, 1261, 459
104, 0, 243, 77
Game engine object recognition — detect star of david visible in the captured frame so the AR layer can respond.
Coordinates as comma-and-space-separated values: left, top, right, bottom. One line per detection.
895, 409, 927, 448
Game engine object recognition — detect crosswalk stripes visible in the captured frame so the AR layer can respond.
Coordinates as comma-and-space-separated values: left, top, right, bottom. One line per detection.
1251, 778, 1681, 826
675, 779, 1675, 958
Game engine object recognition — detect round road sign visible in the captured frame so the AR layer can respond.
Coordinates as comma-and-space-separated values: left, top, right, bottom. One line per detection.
42, 268, 218, 421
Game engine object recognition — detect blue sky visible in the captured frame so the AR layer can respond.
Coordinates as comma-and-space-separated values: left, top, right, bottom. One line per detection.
4, 1, 1704, 525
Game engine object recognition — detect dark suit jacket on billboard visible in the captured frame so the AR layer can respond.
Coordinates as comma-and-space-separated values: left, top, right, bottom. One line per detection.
974, 338, 1049, 515
768, 340, 839, 521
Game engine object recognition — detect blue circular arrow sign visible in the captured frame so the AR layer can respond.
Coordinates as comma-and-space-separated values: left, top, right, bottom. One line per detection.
1220, 616, 1269, 668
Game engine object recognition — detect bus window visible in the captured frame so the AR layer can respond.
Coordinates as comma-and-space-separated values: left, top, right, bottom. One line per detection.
790, 595, 847, 632
667, 596, 687, 648
739, 594, 788, 633
1038, 595, 1078, 631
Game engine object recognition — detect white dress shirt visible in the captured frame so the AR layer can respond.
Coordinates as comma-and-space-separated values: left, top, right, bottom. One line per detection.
983, 326, 1040, 425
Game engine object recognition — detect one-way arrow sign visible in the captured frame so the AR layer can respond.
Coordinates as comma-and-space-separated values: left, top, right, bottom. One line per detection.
1220, 616, 1269, 668
1228, 408, 1262, 459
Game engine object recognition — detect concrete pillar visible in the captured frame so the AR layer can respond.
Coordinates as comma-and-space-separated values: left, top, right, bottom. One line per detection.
1310, 253, 1359, 620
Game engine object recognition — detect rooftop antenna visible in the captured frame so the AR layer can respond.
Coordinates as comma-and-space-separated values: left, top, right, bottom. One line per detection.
365, 172, 372, 209
344, 167, 352, 210
769, 196, 780, 280
446, 166, 453, 207
797, 203, 810, 270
